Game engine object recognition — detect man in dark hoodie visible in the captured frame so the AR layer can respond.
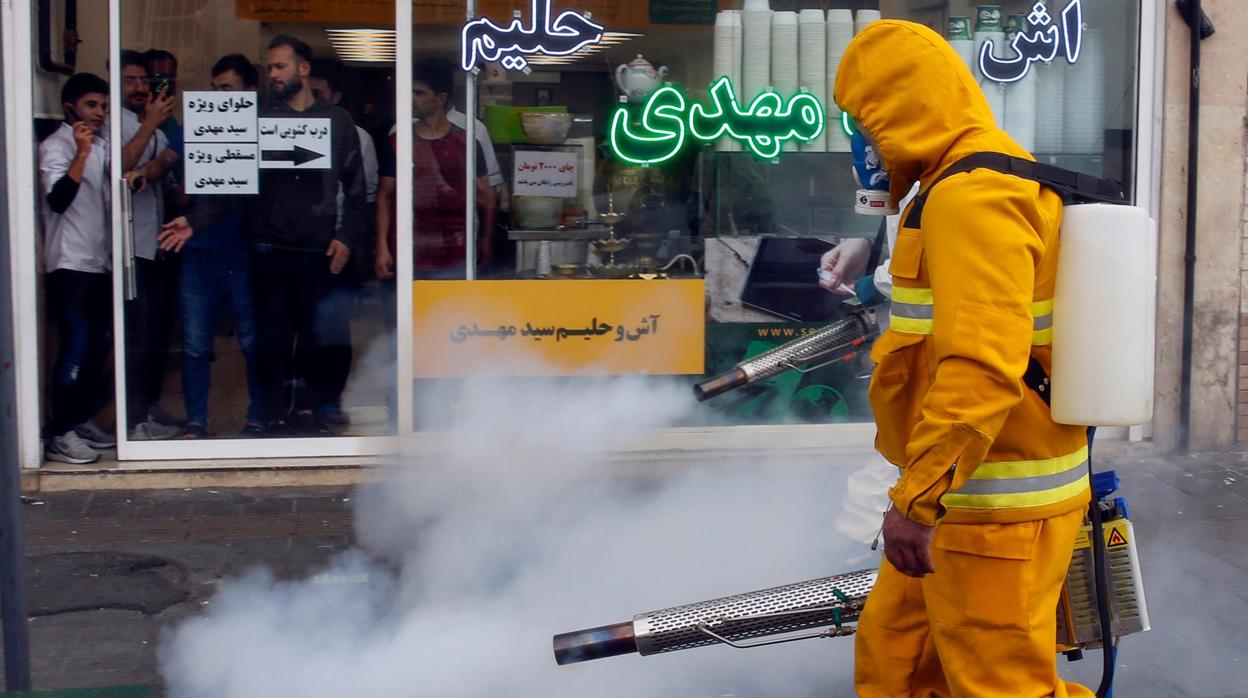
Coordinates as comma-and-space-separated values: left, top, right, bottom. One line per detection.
253, 35, 365, 434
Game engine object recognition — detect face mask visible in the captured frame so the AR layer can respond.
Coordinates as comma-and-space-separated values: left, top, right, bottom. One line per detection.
850, 130, 899, 216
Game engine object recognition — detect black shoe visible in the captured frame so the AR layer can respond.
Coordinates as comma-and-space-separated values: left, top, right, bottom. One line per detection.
291, 412, 332, 437
239, 422, 267, 438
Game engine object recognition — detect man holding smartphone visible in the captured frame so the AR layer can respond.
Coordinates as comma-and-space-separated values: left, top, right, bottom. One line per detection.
115, 49, 182, 440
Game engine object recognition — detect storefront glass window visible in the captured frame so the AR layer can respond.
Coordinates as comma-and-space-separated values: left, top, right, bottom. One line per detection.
30, 0, 1144, 454
406, 0, 1141, 430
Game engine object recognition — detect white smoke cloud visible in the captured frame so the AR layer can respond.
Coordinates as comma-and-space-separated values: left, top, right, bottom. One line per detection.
159, 368, 878, 696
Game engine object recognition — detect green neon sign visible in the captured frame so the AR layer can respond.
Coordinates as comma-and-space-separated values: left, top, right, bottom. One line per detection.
841, 111, 856, 138
608, 76, 826, 165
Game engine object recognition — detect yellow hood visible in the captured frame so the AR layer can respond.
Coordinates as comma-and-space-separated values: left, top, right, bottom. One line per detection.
834, 20, 1025, 201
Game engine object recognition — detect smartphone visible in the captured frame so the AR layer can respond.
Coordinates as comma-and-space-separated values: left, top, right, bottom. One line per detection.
63, 104, 80, 123
153, 78, 173, 97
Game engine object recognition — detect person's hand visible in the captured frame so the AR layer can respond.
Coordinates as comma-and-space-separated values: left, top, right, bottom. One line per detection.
144, 88, 175, 130
72, 122, 95, 155
122, 170, 147, 193
158, 216, 193, 253
819, 237, 874, 295
374, 245, 394, 280
327, 240, 351, 275
882, 506, 935, 577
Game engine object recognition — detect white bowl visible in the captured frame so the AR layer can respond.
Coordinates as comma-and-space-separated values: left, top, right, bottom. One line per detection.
520, 112, 572, 145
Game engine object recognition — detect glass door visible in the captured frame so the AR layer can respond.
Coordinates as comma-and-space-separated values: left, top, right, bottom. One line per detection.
107, 0, 401, 460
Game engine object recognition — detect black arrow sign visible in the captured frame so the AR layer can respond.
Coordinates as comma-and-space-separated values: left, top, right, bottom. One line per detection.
261, 144, 324, 166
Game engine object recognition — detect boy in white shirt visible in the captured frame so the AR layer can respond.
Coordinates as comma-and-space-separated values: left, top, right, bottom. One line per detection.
39, 73, 116, 463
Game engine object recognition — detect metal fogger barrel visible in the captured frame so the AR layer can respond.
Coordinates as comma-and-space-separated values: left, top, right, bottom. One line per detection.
693, 307, 880, 402
553, 570, 877, 665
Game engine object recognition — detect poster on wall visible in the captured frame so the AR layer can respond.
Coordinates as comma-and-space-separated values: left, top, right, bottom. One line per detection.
183, 91, 260, 194
512, 150, 578, 197
411, 280, 705, 378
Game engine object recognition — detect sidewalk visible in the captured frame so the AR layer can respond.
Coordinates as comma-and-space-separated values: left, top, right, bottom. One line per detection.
4, 448, 1247, 695
15, 486, 355, 692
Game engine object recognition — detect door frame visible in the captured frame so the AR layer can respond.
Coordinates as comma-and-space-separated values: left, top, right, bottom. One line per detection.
106, 0, 410, 461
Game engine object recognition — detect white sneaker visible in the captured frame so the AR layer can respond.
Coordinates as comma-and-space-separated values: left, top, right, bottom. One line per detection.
46, 431, 100, 464
73, 420, 116, 449
130, 419, 183, 441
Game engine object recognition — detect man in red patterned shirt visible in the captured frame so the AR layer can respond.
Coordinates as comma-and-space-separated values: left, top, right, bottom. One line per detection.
375, 57, 496, 280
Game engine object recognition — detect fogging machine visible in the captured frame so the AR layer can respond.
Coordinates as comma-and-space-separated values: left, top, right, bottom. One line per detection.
554, 472, 1148, 666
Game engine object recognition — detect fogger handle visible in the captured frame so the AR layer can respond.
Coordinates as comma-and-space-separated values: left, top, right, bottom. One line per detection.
693, 308, 880, 402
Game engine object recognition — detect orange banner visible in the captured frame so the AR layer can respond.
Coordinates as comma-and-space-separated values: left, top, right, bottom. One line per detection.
412, 280, 705, 378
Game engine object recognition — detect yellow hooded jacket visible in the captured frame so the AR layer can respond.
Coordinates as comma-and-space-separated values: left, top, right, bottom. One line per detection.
834, 21, 1090, 527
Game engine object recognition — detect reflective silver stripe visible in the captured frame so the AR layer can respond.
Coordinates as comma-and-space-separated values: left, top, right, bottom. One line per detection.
952, 459, 1088, 496
1033, 314, 1053, 331
891, 303, 934, 320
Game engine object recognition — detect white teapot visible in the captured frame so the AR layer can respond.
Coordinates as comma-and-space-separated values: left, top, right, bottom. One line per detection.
615, 54, 669, 103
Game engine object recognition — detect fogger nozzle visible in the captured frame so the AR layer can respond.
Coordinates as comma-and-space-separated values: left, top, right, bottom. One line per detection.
693, 308, 880, 402
553, 569, 877, 665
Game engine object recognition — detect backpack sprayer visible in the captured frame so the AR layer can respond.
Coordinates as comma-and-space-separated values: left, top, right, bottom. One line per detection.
554, 153, 1156, 698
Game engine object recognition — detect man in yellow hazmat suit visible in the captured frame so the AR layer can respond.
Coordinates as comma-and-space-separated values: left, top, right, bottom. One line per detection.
833, 21, 1095, 697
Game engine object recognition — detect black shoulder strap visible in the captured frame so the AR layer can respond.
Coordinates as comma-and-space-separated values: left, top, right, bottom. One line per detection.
893, 152, 1124, 407
902, 152, 1127, 230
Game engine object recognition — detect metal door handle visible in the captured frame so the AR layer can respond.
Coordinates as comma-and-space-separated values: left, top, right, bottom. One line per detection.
120, 180, 136, 300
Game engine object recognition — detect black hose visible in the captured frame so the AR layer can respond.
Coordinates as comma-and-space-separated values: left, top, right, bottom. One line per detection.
1087, 427, 1115, 698
1177, 0, 1203, 451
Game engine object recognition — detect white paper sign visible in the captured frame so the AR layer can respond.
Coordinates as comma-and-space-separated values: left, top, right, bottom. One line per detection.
258, 117, 332, 170
183, 91, 258, 143
513, 150, 578, 197
185, 143, 259, 194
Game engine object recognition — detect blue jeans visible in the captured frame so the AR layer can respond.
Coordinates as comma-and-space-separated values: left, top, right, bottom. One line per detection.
46, 270, 112, 435
180, 248, 262, 426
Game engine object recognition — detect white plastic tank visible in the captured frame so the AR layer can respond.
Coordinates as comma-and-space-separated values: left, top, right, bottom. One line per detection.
1050, 204, 1156, 426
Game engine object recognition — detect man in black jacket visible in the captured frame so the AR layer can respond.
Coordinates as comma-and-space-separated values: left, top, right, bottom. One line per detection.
254, 35, 366, 434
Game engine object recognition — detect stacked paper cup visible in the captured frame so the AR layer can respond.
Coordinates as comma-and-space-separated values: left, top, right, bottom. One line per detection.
798, 9, 827, 152
742, 1, 773, 101
771, 12, 800, 151
946, 16, 975, 72
825, 9, 854, 152
1002, 14, 1036, 151
1034, 59, 1066, 154
972, 4, 1006, 126
854, 9, 881, 35
714, 10, 744, 152
1063, 29, 1106, 155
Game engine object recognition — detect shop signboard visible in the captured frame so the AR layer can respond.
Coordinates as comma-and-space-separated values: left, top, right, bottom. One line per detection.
978, 0, 1085, 83
237, 0, 639, 27
183, 91, 259, 194
461, 0, 605, 72
411, 280, 705, 377
609, 77, 825, 164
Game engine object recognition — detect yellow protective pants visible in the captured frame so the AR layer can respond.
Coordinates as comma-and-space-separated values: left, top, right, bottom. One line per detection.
854, 506, 1095, 698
